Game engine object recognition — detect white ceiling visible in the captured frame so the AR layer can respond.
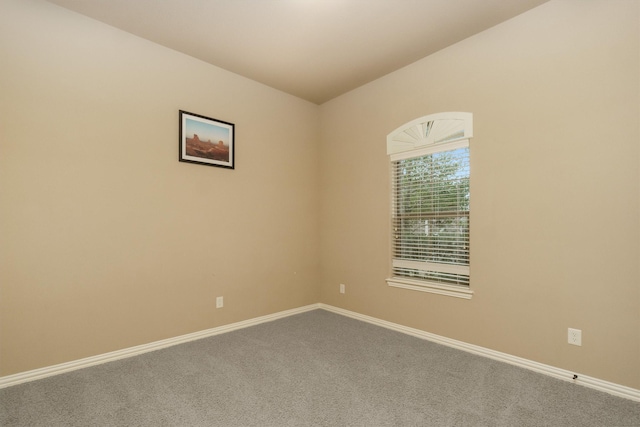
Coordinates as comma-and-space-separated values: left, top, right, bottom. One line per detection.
45, 0, 549, 104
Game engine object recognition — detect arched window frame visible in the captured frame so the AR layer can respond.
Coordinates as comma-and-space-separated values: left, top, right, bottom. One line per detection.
386, 112, 474, 299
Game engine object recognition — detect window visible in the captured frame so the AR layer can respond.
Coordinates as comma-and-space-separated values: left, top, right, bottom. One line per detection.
386, 113, 473, 299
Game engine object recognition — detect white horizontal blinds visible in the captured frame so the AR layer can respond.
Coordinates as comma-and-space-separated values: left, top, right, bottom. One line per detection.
388, 112, 472, 289
391, 144, 470, 286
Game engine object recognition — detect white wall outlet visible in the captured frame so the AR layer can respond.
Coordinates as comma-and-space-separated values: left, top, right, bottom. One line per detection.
568, 328, 582, 346
216, 296, 224, 308
339, 284, 345, 294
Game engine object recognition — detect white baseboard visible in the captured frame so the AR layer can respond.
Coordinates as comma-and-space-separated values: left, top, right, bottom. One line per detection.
318, 303, 640, 402
0, 303, 320, 389
2, 302, 638, 402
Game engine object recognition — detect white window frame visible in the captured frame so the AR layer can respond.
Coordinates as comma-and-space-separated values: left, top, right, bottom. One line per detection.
386, 112, 473, 299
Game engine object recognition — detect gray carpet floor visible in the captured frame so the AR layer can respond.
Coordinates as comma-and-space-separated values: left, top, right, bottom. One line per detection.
1, 309, 639, 426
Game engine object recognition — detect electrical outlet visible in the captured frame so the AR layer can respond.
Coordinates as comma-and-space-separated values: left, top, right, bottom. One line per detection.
216, 296, 224, 308
568, 328, 582, 346
339, 284, 345, 294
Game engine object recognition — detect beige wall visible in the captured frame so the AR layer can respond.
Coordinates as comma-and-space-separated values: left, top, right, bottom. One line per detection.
319, 0, 640, 389
0, 0, 320, 376
1, 0, 638, 391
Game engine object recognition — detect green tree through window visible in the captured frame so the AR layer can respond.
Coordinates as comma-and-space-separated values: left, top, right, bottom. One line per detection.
392, 147, 470, 286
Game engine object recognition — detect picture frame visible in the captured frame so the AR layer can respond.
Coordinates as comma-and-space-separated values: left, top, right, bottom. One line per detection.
179, 110, 235, 169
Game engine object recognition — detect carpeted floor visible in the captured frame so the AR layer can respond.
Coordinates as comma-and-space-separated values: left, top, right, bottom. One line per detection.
1, 309, 639, 426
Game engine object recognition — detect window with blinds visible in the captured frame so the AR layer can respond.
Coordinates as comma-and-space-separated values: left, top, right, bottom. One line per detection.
386, 113, 473, 298
391, 145, 469, 285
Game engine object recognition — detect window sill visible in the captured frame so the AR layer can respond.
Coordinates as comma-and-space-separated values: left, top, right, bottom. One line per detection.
386, 277, 473, 300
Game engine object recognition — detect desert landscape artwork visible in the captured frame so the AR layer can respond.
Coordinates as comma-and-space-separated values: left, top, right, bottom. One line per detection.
179, 110, 235, 169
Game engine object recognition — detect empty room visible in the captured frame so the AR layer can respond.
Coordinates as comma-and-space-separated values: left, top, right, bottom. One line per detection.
1, 0, 639, 425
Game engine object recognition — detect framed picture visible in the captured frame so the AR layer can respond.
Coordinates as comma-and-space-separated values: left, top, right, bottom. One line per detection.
179, 110, 235, 169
